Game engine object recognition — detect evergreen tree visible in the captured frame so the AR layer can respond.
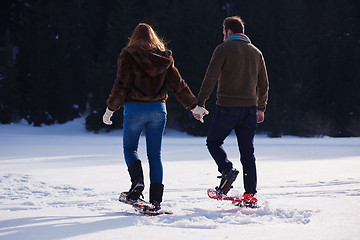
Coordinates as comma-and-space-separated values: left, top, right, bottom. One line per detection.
312, 0, 360, 136
2, 0, 359, 136
163, 0, 222, 136
86, 0, 146, 132
13, 0, 100, 126
222, 0, 319, 136
86, 0, 222, 135
0, 0, 21, 123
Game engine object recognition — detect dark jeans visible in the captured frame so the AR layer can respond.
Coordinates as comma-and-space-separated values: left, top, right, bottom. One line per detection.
206, 105, 258, 194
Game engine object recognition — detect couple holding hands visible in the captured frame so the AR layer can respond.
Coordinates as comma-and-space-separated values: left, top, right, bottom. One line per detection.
103, 16, 269, 211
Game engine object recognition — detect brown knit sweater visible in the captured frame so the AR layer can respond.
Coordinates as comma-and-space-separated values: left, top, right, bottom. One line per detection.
197, 40, 269, 112
106, 45, 197, 111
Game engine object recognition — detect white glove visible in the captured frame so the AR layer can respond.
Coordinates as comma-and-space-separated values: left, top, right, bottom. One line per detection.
103, 107, 114, 125
191, 106, 209, 123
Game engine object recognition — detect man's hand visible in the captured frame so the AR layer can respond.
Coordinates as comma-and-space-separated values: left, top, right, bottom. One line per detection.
257, 110, 264, 123
191, 106, 209, 123
103, 107, 114, 125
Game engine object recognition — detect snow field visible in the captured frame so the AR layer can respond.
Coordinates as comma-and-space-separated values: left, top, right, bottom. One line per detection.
0, 118, 359, 239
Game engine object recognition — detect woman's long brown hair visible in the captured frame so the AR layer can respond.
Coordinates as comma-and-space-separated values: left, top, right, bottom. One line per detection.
127, 23, 166, 51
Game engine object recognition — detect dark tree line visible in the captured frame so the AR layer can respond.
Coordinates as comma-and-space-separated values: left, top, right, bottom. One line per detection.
1, 0, 360, 137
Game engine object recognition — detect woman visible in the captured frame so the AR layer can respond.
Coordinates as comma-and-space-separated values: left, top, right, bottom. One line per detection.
102, 23, 208, 210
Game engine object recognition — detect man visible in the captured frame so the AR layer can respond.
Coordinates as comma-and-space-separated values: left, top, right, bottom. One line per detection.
193, 16, 269, 204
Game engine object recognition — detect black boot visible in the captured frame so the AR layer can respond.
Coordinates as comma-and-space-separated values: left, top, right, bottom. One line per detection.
215, 168, 239, 195
127, 160, 144, 201
149, 183, 164, 211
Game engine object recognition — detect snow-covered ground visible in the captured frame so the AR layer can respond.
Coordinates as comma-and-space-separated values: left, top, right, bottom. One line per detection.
1, 118, 359, 240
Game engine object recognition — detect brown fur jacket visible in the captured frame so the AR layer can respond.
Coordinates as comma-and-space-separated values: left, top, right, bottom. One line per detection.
106, 45, 196, 111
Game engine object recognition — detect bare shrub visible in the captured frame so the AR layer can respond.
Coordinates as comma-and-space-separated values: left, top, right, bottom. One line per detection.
346, 118, 360, 137
301, 112, 339, 137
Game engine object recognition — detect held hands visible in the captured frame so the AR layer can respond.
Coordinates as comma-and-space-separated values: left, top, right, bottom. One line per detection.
191, 105, 209, 123
103, 107, 114, 125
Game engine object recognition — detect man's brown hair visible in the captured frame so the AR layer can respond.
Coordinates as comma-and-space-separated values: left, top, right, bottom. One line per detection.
223, 16, 245, 34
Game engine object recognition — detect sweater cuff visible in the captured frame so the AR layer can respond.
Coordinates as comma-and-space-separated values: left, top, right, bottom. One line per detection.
197, 99, 206, 108
257, 106, 266, 112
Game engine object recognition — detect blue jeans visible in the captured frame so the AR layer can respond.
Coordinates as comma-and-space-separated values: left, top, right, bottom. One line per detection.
206, 105, 258, 194
123, 111, 166, 184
